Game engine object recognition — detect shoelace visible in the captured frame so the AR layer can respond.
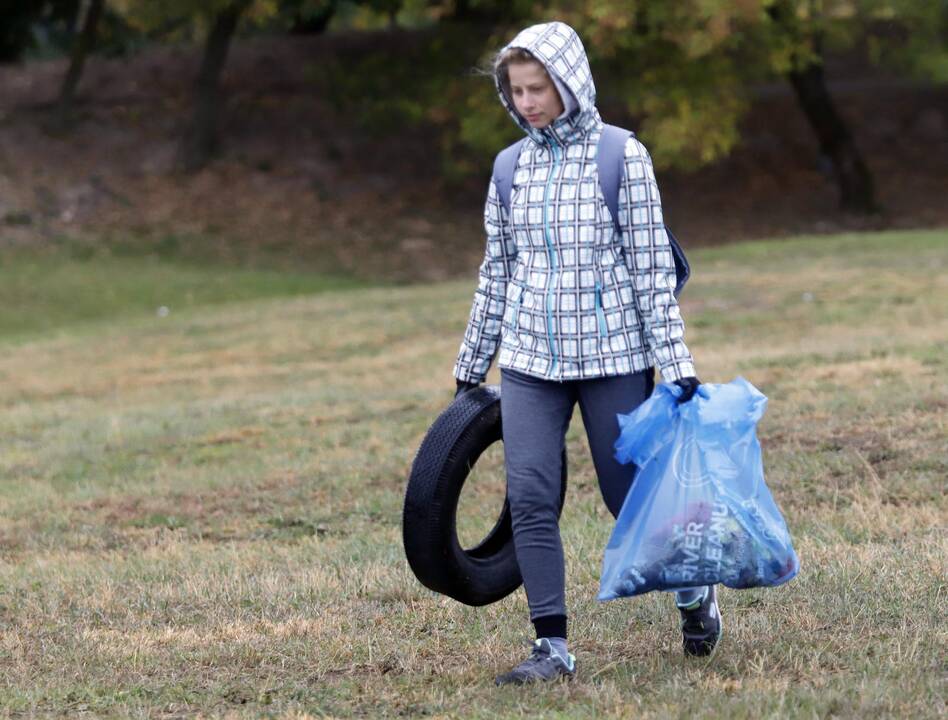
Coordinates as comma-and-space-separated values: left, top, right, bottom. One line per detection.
516, 638, 573, 671
526, 648, 553, 664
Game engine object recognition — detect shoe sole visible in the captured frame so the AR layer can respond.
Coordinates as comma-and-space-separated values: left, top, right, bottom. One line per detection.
495, 670, 576, 687
494, 658, 577, 686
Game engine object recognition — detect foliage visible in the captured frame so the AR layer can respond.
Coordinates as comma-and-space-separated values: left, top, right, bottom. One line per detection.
313, 22, 519, 178
537, 0, 948, 169
854, 0, 948, 82
453, 78, 520, 177
315, 1, 945, 176
111, 0, 276, 39
0, 0, 79, 61
279, 0, 338, 33
8, 1, 943, 177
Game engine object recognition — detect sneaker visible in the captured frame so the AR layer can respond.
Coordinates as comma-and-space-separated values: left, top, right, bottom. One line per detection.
494, 638, 576, 686
678, 585, 722, 657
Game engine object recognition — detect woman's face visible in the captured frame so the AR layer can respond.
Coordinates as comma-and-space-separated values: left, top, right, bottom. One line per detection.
507, 60, 565, 129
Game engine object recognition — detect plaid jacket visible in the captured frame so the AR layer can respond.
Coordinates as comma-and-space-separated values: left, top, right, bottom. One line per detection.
454, 21, 696, 384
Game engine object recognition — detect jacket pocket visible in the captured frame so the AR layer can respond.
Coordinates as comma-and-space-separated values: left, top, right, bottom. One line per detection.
594, 281, 607, 339
506, 283, 525, 332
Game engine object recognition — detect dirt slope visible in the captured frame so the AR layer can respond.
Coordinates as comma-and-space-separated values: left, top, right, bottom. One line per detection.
0, 32, 945, 281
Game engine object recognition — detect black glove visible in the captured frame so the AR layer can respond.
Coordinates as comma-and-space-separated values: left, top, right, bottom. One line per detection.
455, 380, 480, 398
673, 376, 701, 404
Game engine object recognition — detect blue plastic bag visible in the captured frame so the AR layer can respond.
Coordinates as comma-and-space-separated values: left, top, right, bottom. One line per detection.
598, 377, 799, 601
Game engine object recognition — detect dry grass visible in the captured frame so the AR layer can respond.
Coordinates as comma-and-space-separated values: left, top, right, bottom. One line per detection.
0, 229, 945, 718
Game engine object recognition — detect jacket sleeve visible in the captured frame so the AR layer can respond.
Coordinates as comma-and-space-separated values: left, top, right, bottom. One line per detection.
618, 136, 697, 383
453, 178, 518, 384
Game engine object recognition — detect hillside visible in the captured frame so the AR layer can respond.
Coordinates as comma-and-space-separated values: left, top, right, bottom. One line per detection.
1, 31, 946, 281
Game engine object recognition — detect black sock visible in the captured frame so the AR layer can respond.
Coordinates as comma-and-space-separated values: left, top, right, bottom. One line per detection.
532, 614, 567, 640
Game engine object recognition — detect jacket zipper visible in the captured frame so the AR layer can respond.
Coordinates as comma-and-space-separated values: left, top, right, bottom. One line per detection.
542, 142, 561, 374
595, 281, 607, 338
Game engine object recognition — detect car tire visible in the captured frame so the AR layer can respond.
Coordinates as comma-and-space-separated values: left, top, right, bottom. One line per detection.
403, 385, 567, 606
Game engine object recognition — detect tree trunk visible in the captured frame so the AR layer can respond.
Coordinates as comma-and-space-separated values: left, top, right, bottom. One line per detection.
179, 1, 249, 173
58, 0, 104, 113
787, 58, 878, 214
767, 1, 877, 214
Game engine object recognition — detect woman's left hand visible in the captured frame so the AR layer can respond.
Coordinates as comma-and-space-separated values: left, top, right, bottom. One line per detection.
673, 377, 701, 404
455, 380, 480, 398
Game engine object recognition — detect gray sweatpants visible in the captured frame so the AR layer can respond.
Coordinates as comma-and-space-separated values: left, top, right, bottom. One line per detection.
500, 368, 708, 624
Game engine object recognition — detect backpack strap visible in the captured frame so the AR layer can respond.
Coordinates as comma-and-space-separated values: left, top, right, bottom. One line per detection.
663, 226, 690, 297
597, 123, 690, 297
597, 124, 631, 237
492, 138, 528, 215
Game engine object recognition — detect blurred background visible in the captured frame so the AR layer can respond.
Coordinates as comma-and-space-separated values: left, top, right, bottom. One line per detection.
1, 0, 946, 284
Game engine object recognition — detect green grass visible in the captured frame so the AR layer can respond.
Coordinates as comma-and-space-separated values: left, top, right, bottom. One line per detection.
0, 245, 365, 340
0, 229, 945, 718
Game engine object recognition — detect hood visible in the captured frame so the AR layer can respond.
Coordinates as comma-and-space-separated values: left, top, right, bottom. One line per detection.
495, 21, 600, 146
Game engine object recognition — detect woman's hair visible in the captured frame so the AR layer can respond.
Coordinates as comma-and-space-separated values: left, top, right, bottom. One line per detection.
493, 47, 542, 100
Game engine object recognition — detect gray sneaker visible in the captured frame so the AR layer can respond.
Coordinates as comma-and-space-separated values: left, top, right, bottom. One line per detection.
494, 638, 576, 686
678, 585, 722, 657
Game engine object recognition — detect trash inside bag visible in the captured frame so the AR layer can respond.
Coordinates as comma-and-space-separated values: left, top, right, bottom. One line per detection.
598, 377, 799, 601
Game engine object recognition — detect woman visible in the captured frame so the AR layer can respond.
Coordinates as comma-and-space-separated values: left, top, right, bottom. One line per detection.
453, 21, 720, 685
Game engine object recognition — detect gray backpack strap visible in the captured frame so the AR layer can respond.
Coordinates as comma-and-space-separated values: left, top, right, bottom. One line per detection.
597, 123, 690, 297
597, 124, 631, 236
492, 138, 528, 214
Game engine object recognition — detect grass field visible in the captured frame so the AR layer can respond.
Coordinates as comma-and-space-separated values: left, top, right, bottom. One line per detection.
0, 230, 945, 718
